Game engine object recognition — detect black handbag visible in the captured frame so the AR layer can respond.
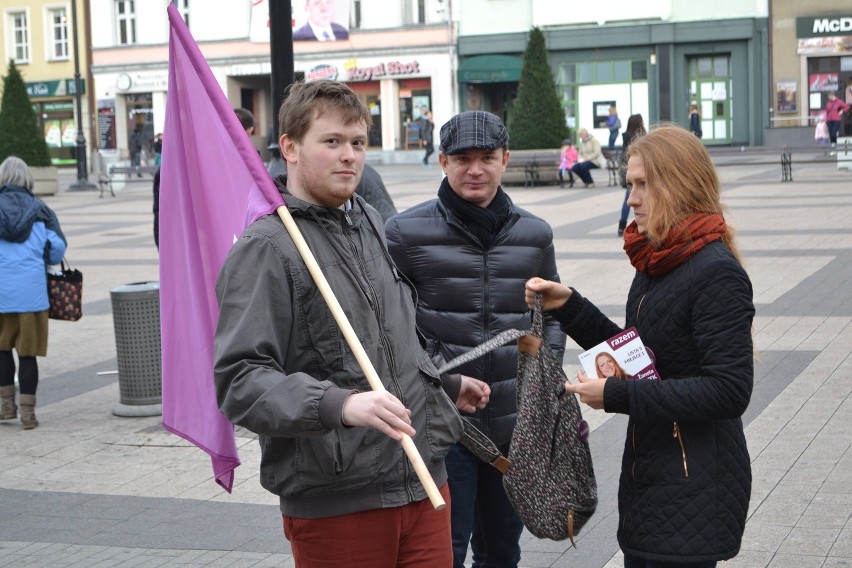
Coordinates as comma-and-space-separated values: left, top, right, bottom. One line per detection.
47, 259, 83, 321
440, 294, 597, 544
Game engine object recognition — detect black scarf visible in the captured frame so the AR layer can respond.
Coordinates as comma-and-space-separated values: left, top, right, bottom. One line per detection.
438, 177, 511, 247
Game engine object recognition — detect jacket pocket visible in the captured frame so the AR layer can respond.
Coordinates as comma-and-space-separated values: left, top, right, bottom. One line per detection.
292, 268, 345, 372
290, 428, 381, 497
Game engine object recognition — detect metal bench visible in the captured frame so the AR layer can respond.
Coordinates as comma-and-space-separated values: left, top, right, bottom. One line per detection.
604, 150, 623, 187
98, 165, 159, 198
705, 145, 842, 182
502, 149, 560, 187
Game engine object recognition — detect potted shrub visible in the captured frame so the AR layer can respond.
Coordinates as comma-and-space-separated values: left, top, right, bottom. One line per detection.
0, 60, 58, 195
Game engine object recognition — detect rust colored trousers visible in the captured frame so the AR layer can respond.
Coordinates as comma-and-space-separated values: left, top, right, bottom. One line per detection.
283, 483, 452, 568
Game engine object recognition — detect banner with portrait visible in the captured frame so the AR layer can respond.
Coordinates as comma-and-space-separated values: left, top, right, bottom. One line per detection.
292, 0, 351, 42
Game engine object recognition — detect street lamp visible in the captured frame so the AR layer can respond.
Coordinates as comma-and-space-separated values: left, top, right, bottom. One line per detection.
266, 0, 294, 178
69, 0, 96, 190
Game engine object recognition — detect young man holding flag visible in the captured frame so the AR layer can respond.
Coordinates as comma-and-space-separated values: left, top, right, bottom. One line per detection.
212, 80, 490, 566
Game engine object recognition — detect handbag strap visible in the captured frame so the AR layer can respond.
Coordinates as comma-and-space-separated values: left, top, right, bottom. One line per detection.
439, 294, 546, 473
437, 294, 543, 375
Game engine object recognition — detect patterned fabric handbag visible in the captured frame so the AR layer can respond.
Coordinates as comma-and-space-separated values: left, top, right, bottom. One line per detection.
440, 294, 597, 544
47, 260, 83, 321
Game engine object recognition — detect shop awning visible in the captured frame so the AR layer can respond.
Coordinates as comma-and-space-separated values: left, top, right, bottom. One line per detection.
458, 55, 523, 83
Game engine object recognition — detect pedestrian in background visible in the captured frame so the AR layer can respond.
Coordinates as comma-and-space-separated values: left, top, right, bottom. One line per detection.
617, 114, 646, 237
0, 156, 67, 430
129, 126, 147, 176
558, 138, 577, 188
386, 110, 565, 568
844, 78, 852, 136
689, 104, 702, 139
153, 133, 163, 166
825, 92, 850, 146
606, 104, 621, 150
526, 124, 754, 568
815, 115, 829, 146
420, 109, 435, 166
572, 128, 605, 188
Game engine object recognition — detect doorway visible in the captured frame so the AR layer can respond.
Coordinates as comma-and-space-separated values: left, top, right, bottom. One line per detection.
688, 55, 732, 143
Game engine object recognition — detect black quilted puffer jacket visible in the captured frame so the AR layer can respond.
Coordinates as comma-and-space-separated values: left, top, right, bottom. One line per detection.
385, 197, 566, 446
553, 240, 755, 563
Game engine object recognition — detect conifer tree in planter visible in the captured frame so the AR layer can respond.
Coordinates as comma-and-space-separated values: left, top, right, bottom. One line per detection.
0, 60, 58, 195
506, 27, 568, 151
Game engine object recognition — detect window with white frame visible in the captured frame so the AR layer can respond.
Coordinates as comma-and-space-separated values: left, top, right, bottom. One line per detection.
172, 0, 189, 28
47, 6, 69, 60
8, 10, 30, 63
116, 0, 136, 45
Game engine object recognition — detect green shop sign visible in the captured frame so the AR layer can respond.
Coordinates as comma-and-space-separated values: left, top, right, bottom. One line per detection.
25, 79, 86, 98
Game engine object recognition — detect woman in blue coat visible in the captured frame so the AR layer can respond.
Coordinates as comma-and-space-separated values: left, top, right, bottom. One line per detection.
527, 125, 754, 567
0, 156, 67, 430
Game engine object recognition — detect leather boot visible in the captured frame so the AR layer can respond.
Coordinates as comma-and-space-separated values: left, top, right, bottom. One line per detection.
0, 385, 16, 420
19, 394, 37, 430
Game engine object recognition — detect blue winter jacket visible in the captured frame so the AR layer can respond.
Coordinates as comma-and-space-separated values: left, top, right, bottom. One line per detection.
0, 184, 67, 313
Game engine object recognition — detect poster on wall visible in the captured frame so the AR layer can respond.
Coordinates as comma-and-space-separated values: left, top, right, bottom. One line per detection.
61, 119, 77, 147
809, 73, 838, 92
809, 92, 823, 111
593, 100, 615, 129
292, 0, 351, 42
776, 82, 797, 113
97, 99, 117, 150
44, 120, 62, 148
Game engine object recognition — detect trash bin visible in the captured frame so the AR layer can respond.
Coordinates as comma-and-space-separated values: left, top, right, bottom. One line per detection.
110, 281, 162, 416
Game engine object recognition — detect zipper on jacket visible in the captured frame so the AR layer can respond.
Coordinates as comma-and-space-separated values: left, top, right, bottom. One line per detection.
631, 423, 636, 481
636, 293, 646, 321
672, 421, 689, 477
623, 423, 636, 533
342, 217, 416, 502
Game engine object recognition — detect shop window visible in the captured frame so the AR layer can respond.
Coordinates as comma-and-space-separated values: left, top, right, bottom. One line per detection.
559, 63, 576, 84
558, 59, 648, 133
578, 63, 594, 84
403, 0, 426, 24
116, 0, 136, 45
713, 56, 728, 78
596, 62, 612, 83
126, 92, 154, 156
613, 60, 630, 82
35, 101, 77, 163
8, 10, 30, 63
806, 56, 847, 123
47, 7, 69, 60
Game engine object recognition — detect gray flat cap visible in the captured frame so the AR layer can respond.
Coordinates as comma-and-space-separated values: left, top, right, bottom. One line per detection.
440, 111, 509, 155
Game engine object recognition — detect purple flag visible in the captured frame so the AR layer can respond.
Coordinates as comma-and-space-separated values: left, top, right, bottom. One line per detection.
159, 4, 284, 492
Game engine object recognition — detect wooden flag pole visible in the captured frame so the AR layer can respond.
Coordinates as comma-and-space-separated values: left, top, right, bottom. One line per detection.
275, 205, 446, 511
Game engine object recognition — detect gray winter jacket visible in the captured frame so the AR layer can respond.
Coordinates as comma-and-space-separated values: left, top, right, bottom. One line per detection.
213, 181, 464, 519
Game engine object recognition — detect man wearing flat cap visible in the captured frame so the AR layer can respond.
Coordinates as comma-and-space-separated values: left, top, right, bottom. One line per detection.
385, 111, 565, 568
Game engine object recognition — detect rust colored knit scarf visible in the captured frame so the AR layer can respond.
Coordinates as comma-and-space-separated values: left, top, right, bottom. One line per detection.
623, 213, 727, 276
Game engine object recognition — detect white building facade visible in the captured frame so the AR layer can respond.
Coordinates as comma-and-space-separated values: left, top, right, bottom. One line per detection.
89, 0, 457, 163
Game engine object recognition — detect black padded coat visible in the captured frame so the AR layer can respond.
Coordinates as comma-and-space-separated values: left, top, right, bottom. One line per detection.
552, 240, 754, 563
385, 196, 565, 447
